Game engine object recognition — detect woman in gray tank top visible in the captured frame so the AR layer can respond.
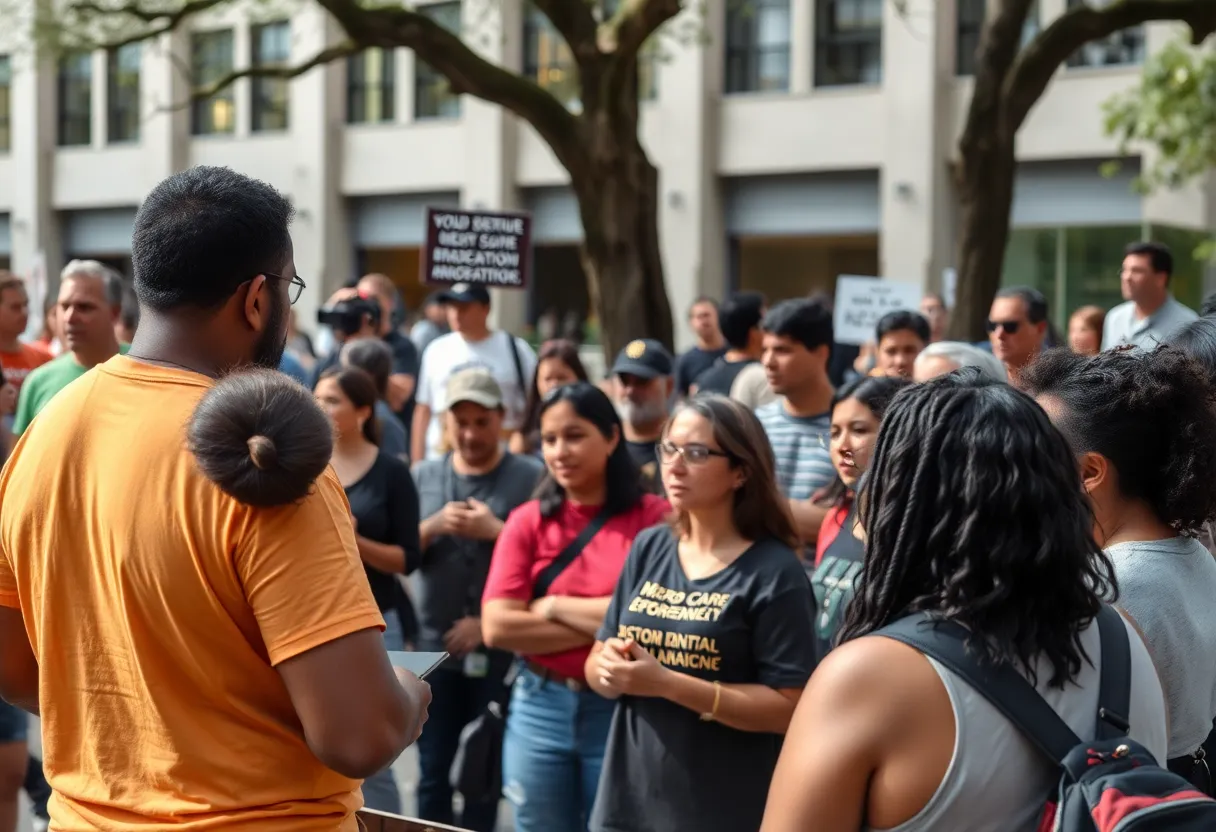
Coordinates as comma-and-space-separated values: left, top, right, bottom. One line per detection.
1025, 345, 1216, 777
761, 370, 1168, 832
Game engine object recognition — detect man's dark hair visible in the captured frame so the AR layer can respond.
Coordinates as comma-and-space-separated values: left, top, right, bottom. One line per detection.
1022, 346, 1216, 537
994, 286, 1049, 324
761, 298, 833, 352
1125, 241, 1173, 279
717, 291, 766, 350
875, 310, 930, 345
839, 369, 1116, 689
132, 166, 295, 312
341, 338, 392, 399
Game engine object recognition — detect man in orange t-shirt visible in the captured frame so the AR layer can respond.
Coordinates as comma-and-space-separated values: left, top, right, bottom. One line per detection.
0, 166, 431, 831
0, 274, 50, 397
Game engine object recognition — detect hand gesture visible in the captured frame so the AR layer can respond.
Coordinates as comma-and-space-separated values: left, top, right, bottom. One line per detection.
458, 498, 502, 541
593, 638, 669, 698
443, 616, 483, 658
393, 666, 433, 746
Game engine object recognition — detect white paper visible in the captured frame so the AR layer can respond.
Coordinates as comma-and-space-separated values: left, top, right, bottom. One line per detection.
833, 275, 924, 346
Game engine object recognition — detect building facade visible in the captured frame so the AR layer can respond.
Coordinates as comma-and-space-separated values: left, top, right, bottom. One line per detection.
0, 0, 1211, 350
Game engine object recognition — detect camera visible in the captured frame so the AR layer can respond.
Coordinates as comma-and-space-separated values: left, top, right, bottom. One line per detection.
317, 296, 380, 337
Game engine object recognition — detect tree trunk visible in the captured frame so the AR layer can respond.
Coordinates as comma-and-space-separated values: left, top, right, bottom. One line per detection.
950, 134, 1018, 342
570, 135, 674, 364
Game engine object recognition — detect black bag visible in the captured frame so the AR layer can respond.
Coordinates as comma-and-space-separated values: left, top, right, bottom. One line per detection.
880, 606, 1216, 831
448, 507, 612, 802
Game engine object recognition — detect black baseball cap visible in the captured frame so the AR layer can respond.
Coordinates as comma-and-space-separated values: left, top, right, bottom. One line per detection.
611, 339, 673, 380
437, 283, 491, 305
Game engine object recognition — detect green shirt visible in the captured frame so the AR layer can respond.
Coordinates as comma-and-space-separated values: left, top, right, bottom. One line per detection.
14, 345, 130, 434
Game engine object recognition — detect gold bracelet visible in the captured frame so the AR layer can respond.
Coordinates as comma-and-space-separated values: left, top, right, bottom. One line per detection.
700, 680, 721, 722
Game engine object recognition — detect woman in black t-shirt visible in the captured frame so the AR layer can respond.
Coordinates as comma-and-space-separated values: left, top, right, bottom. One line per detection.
810, 376, 910, 663
313, 366, 420, 814
585, 395, 816, 832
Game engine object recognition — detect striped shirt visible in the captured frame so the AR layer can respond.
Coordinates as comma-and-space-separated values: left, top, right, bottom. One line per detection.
755, 400, 834, 500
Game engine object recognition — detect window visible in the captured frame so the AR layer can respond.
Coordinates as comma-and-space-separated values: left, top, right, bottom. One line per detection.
415, 2, 461, 119
957, 0, 1040, 76
251, 21, 290, 132
58, 52, 92, 147
524, 5, 579, 108
0, 56, 10, 153
191, 30, 235, 136
1066, 0, 1143, 68
348, 49, 396, 124
107, 43, 140, 143
725, 0, 790, 94
814, 0, 882, 88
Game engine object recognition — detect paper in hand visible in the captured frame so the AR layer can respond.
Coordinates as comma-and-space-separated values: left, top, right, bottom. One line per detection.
388, 651, 448, 679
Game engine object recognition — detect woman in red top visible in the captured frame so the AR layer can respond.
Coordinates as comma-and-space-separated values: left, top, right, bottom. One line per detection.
482, 382, 668, 832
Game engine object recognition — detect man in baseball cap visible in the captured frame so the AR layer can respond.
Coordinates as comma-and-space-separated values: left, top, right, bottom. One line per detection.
437, 283, 491, 306
610, 339, 674, 495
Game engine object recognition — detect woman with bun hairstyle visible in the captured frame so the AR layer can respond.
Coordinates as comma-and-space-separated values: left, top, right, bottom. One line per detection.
313, 365, 421, 814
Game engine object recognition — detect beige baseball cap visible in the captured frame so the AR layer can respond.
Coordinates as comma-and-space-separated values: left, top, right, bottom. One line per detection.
445, 366, 504, 410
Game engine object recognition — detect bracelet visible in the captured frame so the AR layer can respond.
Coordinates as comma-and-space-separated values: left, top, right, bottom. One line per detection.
700, 680, 722, 722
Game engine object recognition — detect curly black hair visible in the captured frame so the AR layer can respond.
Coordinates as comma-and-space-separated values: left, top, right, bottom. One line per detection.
839, 368, 1117, 688
1022, 345, 1216, 537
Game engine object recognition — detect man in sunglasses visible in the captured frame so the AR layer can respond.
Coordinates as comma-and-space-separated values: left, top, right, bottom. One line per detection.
987, 286, 1049, 388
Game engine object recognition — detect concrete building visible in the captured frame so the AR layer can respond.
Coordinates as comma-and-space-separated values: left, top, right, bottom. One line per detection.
0, 0, 1210, 350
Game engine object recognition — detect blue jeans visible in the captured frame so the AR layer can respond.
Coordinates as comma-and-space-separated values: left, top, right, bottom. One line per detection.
502, 668, 616, 832
415, 663, 509, 832
362, 610, 405, 815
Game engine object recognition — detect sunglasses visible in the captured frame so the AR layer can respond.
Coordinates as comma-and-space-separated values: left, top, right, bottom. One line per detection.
986, 319, 1022, 335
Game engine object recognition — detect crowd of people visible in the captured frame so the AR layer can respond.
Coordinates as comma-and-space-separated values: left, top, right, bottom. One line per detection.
0, 164, 1214, 832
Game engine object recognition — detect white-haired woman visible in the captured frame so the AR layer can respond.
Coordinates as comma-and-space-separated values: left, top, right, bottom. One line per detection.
912, 341, 1007, 383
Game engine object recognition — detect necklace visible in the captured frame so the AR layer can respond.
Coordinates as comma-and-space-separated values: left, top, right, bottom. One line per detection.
127, 352, 211, 377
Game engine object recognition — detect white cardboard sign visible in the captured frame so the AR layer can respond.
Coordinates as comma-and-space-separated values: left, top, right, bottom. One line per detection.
833, 276, 923, 346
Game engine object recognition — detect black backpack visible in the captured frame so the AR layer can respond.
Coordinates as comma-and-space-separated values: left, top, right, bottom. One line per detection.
879, 606, 1216, 831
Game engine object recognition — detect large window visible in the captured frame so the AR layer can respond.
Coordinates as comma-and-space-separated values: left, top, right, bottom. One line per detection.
251, 21, 290, 132
524, 5, 579, 108
0, 56, 10, 153
107, 43, 141, 143
1066, 0, 1143, 68
725, 0, 790, 94
348, 49, 396, 124
957, 0, 1040, 76
814, 0, 882, 88
191, 30, 235, 136
415, 2, 461, 119
58, 51, 92, 147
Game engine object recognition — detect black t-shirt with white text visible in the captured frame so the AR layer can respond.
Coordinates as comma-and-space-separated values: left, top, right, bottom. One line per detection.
591, 526, 817, 832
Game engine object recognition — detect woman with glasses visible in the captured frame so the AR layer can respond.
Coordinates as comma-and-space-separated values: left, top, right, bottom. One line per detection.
482, 382, 668, 832
586, 396, 816, 832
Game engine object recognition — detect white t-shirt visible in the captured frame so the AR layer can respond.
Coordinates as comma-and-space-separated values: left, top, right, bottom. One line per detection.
416, 330, 538, 460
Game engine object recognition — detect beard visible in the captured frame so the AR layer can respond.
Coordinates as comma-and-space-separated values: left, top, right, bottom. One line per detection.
252, 292, 289, 370
616, 398, 668, 427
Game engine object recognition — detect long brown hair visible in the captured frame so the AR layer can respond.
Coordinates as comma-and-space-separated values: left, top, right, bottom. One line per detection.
664, 395, 799, 549
519, 339, 590, 452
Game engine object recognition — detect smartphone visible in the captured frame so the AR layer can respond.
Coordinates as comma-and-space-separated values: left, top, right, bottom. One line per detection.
388, 651, 448, 679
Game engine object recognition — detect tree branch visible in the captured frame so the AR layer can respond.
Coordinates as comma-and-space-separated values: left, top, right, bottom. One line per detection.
609, 0, 682, 59
1004, 0, 1216, 133
64, 0, 228, 47
531, 0, 600, 66
958, 0, 1034, 157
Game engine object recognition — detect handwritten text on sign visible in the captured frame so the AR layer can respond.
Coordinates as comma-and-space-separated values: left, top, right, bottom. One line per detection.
833, 276, 923, 346
422, 208, 533, 288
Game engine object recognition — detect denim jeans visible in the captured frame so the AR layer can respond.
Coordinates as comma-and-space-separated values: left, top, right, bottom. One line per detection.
502, 668, 616, 832
362, 610, 405, 815
415, 663, 509, 832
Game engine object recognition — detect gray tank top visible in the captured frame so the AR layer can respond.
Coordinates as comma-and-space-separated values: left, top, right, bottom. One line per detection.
866, 616, 1168, 832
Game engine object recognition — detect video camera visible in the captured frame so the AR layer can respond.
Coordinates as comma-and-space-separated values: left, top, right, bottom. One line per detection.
317, 295, 380, 337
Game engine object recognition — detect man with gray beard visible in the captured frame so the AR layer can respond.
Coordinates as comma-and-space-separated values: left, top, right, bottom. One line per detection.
610, 339, 674, 495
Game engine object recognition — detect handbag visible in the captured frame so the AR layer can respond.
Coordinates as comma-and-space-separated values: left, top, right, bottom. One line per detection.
448, 506, 613, 803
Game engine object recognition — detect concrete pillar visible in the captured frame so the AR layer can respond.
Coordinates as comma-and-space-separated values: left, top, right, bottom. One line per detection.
141, 30, 190, 183
878, 0, 955, 293
10, 52, 61, 288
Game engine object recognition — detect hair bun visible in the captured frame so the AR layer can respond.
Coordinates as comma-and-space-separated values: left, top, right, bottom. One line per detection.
247, 435, 277, 470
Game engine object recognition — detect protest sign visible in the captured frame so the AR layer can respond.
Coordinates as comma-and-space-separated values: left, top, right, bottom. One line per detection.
422, 208, 532, 289
833, 276, 923, 346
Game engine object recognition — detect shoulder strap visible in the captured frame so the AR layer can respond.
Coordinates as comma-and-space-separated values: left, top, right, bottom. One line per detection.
504, 331, 526, 410
1093, 605, 1133, 741
878, 613, 1081, 765
531, 507, 612, 601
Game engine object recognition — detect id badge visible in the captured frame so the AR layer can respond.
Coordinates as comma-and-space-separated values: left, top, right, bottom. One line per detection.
463, 651, 489, 678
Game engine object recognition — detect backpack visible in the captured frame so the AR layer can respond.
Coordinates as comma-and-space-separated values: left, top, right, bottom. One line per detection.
879, 605, 1216, 831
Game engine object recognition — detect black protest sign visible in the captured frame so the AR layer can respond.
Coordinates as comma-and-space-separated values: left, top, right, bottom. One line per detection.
421, 208, 532, 289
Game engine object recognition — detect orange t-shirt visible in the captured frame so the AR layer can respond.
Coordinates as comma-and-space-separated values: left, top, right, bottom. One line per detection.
0, 342, 51, 396
0, 355, 385, 831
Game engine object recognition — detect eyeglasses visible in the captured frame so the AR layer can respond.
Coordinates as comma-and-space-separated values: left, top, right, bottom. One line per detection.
264, 272, 307, 305
986, 319, 1022, 335
656, 441, 730, 466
